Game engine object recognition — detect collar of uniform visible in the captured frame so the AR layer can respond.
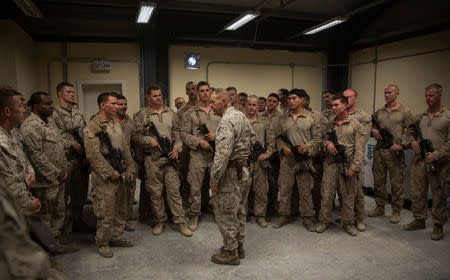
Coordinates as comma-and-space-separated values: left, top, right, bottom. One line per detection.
421, 106, 448, 117
92, 114, 114, 129
380, 103, 404, 112
287, 109, 309, 119
332, 115, 351, 125
56, 104, 73, 115
29, 112, 48, 126
0, 126, 10, 140
194, 104, 212, 114
146, 104, 169, 115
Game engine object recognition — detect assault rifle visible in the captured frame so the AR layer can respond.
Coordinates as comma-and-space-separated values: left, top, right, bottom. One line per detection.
70, 127, 85, 156
198, 123, 215, 151
96, 130, 126, 176
372, 114, 401, 156
248, 141, 270, 169
278, 134, 313, 174
409, 121, 438, 175
147, 121, 182, 174
327, 129, 349, 194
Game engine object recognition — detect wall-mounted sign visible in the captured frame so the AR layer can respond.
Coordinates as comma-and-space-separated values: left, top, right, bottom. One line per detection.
184, 53, 200, 70
92, 60, 112, 72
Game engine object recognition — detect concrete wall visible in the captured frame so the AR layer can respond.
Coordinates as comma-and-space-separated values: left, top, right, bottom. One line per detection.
168, 45, 326, 111
349, 29, 450, 115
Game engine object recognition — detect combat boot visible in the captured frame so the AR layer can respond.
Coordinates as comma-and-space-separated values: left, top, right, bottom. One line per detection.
403, 219, 425, 231
57, 236, 79, 253
256, 216, 268, 228
390, 211, 401, 223
272, 215, 289, 228
221, 243, 245, 259
356, 219, 366, 232
188, 216, 199, 231
97, 245, 113, 258
177, 223, 193, 237
343, 224, 358, 236
302, 217, 316, 232
368, 205, 385, 217
315, 223, 328, 233
125, 221, 136, 232
152, 222, 165, 235
431, 224, 443, 241
110, 237, 135, 247
211, 249, 240, 265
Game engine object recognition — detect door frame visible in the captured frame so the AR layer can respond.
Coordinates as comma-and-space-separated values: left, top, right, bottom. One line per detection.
76, 80, 127, 116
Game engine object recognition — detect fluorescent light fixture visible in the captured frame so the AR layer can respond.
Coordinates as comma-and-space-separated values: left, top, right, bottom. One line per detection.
13, 0, 43, 18
303, 17, 347, 35
224, 12, 259, 31
136, 1, 156, 24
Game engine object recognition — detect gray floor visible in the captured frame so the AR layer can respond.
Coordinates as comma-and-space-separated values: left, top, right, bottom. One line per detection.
56, 196, 450, 280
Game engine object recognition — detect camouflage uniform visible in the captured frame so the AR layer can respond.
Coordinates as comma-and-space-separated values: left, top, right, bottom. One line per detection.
372, 105, 414, 212
0, 127, 35, 213
322, 108, 334, 121
248, 114, 276, 217
277, 110, 321, 219
119, 114, 137, 220
407, 108, 449, 225
83, 115, 136, 247
319, 117, 364, 225
180, 106, 220, 217
51, 105, 89, 227
211, 107, 255, 251
133, 105, 187, 225
0, 184, 65, 280
22, 113, 67, 238
348, 108, 372, 221
261, 110, 282, 216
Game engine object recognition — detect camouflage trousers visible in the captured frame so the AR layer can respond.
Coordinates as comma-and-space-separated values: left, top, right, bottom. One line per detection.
65, 158, 89, 222
144, 156, 186, 224
250, 161, 269, 217
319, 162, 358, 225
267, 155, 280, 216
372, 149, 406, 212
32, 184, 65, 238
410, 158, 449, 225
278, 156, 314, 218
126, 178, 137, 220
91, 173, 127, 247
213, 166, 251, 251
187, 150, 213, 217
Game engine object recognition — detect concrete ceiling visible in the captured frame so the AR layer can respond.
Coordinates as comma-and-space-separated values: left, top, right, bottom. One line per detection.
3, 0, 450, 51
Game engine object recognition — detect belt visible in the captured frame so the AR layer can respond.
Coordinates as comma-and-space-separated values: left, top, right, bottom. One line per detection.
227, 158, 248, 168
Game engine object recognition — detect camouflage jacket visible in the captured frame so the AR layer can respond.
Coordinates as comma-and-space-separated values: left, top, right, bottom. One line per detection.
349, 107, 372, 146
0, 127, 34, 211
248, 114, 276, 158
83, 115, 136, 181
51, 104, 86, 160
211, 107, 256, 184
21, 113, 66, 188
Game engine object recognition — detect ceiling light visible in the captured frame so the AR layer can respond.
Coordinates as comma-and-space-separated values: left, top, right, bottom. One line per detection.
184, 53, 200, 70
136, 1, 156, 24
224, 12, 259, 31
13, 0, 42, 18
303, 17, 347, 35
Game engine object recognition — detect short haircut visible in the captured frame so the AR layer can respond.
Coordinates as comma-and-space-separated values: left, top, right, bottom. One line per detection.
248, 95, 258, 100
268, 93, 280, 101
197, 81, 210, 91
56, 82, 74, 93
386, 84, 399, 92
258, 96, 267, 102
239, 92, 248, 98
288, 88, 308, 99
28, 92, 50, 108
213, 88, 230, 103
332, 95, 348, 105
278, 88, 289, 96
97, 92, 118, 107
175, 97, 185, 102
344, 88, 358, 97
323, 88, 336, 95
226, 86, 237, 92
304, 93, 310, 101
116, 94, 127, 101
146, 84, 161, 95
0, 88, 22, 110
425, 83, 442, 93
186, 81, 195, 89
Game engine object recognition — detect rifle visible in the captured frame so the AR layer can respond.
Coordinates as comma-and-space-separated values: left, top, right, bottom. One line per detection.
409, 121, 438, 175
146, 121, 182, 175
279, 134, 313, 174
327, 129, 349, 194
70, 127, 86, 157
96, 130, 127, 177
371, 114, 401, 156
248, 141, 270, 169
198, 123, 215, 151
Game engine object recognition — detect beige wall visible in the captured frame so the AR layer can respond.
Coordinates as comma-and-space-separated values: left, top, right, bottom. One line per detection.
169, 45, 326, 111
350, 29, 450, 115
0, 20, 39, 99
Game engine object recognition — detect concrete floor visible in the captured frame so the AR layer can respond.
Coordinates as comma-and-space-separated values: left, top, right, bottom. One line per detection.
56, 196, 450, 280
